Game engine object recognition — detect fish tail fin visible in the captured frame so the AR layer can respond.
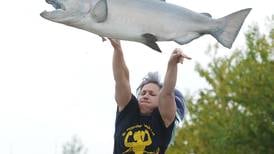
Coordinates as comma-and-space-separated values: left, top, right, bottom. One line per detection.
212, 8, 251, 48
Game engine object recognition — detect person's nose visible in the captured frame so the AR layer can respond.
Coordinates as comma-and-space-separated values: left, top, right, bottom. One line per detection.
142, 93, 149, 100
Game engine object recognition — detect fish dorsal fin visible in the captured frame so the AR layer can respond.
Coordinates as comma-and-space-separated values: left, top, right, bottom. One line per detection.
142, 33, 162, 52
91, 0, 108, 22
200, 13, 212, 18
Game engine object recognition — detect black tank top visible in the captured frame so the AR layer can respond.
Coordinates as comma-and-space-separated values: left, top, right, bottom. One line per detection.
113, 95, 174, 154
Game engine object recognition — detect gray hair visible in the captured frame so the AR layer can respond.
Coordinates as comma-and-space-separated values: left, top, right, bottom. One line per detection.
136, 72, 163, 96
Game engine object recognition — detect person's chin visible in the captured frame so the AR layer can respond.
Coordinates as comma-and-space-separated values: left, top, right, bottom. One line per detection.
139, 103, 154, 115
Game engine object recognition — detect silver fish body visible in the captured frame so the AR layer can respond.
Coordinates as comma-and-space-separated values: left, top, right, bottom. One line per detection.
41, 0, 251, 52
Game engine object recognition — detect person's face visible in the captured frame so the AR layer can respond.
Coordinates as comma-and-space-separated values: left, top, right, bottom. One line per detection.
138, 83, 160, 115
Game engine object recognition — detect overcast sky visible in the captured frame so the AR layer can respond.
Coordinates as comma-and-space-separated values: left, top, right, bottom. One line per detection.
0, 0, 273, 154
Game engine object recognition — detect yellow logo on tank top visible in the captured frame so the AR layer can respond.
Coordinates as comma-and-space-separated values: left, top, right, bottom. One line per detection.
122, 124, 159, 154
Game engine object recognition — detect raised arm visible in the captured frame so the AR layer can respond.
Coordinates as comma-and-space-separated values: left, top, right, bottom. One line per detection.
159, 48, 191, 127
109, 38, 132, 111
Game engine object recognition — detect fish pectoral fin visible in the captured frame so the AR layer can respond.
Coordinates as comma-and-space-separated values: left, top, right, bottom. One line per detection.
200, 13, 212, 18
142, 33, 162, 53
91, 0, 108, 23
174, 33, 201, 45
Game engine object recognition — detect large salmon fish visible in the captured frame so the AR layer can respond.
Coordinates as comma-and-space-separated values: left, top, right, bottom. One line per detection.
41, 0, 251, 52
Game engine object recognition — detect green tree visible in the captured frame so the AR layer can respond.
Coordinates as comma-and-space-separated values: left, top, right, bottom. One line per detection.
167, 16, 274, 154
62, 136, 88, 154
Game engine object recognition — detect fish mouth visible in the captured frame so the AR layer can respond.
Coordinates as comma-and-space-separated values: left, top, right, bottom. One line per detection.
43, 0, 66, 13
47, 0, 65, 10
40, 0, 66, 19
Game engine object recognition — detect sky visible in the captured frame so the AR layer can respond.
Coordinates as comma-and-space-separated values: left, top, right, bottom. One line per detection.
0, 0, 273, 154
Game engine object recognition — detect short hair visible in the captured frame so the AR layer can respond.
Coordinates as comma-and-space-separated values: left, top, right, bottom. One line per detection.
136, 72, 187, 122
136, 72, 162, 96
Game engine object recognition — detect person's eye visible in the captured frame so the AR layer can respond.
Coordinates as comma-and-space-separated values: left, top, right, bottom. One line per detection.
141, 91, 146, 96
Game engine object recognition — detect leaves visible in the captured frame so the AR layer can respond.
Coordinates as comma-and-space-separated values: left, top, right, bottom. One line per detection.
63, 136, 88, 154
167, 17, 274, 154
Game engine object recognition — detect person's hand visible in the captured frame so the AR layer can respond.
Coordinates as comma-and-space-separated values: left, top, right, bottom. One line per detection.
108, 38, 122, 51
169, 48, 191, 65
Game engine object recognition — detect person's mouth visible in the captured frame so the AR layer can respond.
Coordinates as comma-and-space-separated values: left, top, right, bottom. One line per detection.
140, 100, 150, 104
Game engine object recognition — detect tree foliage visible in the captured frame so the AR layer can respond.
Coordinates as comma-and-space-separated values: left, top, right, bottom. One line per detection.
62, 136, 88, 154
167, 17, 274, 154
